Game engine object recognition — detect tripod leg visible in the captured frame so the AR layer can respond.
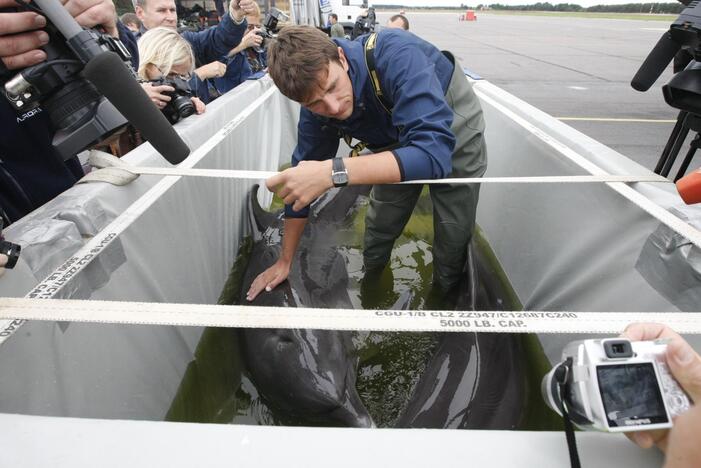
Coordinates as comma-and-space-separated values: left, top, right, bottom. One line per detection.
662, 125, 691, 177
674, 133, 701, 182
656, 111, 688, 174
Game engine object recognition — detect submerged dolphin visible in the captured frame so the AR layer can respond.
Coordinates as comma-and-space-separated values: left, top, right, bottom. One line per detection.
395, 244, 526, 429
239, 184, 374, 427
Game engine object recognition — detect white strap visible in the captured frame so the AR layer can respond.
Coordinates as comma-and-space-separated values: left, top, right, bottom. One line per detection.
1, 297, 700, 334
83, 163, 670, 185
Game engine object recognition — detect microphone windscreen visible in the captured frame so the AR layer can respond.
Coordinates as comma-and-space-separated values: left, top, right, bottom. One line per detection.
631, 32, 680, 92
83, 51, 190, 164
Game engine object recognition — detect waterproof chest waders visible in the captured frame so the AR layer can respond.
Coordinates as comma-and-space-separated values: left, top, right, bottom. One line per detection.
360, 34, 488, 291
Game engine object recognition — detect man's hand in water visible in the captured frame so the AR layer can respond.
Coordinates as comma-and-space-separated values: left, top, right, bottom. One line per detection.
246, 259, 291, 301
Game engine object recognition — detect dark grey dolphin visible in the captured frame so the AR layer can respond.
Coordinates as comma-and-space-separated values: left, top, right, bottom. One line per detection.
395, 244, 526, 429
239, 184, 374, 427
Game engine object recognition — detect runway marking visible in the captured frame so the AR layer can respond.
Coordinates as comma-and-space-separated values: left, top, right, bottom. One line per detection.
568, 86, 588, 90
641, 27, 668, 31
556, 117, 676, 123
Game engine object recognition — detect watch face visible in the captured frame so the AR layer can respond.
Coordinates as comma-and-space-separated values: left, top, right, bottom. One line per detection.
332, 171, 349, 186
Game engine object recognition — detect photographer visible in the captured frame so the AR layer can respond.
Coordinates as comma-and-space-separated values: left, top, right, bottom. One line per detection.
134, 0, 256, 108
0, 0, 139, 223
622, 323, 701, 467
211, 4, 265, 95
138, 27, 205, 117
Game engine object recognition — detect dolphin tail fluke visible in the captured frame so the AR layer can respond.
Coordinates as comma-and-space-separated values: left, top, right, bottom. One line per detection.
247, 184, 278, 242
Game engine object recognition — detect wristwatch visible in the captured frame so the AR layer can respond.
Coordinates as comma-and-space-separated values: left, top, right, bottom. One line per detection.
331, 157, 349, 187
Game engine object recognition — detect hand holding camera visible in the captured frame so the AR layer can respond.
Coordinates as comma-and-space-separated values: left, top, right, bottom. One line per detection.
621, 323, 701, 452
58, 0, 117, 37
240, 27, 262, 50
542, 323, 700, 467
0, 0, 49, 70
146, 75, 195, 124
0, 0, 119, 72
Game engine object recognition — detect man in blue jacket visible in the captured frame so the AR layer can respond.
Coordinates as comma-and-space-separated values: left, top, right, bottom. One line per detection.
0, 0, 139, 223
246, 26, 487, 301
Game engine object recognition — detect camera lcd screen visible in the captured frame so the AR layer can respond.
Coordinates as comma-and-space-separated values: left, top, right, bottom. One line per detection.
597, 363, 668, 428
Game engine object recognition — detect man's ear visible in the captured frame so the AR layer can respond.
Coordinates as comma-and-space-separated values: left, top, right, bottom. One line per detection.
338, 47, 349, 72
135, 6, 145, 22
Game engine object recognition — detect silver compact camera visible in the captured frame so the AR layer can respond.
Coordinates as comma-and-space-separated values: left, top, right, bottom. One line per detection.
542, 338, 691, 432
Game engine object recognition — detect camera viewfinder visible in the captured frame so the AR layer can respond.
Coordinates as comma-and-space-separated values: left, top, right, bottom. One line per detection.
604, 340, 634, 359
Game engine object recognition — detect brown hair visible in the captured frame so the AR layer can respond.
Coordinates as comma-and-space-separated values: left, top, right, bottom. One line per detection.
267, 25, 340, 103
389, 14, 409, 30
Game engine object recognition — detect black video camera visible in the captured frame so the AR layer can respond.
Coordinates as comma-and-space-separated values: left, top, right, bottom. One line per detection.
351, 7, 375, 40
254, 7, 289, 53
1, 0, 134, 161
148, 76, 195, 124
631, 0, 701, 110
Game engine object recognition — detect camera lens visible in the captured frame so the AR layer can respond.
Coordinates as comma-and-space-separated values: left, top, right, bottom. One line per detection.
172, 95, 195, 119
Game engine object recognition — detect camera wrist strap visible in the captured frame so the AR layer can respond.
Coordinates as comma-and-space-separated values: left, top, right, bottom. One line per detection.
557, 358, 582, 468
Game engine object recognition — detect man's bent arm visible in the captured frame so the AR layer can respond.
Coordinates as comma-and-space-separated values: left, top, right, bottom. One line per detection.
269, 152, 401, 213
246, 217, 307, 301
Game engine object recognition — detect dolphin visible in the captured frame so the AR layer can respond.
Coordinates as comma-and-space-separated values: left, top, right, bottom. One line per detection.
395, 244, 527, 429
239, 184, 374, 427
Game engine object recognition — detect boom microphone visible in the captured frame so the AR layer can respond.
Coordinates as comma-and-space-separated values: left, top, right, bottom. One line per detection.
83, 51, 191, 165
631, 32, 681, 92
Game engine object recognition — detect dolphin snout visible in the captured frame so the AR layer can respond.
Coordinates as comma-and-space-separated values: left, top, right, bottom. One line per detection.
329, 390, 375, 428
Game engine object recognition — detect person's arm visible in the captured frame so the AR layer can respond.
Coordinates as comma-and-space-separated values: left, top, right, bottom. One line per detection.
376, 34, 456, 181
247, 111, 340, 299
182, 0, 255, 65
227, 27, 262, 57
621, 323, 701, 459
194, 60, 226, 80
267, 151, 400, 213
0, 253, 7, 278
246, 217, 307, 301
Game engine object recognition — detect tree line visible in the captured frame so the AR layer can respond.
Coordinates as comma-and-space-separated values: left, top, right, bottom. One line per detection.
480, 3, 684, 13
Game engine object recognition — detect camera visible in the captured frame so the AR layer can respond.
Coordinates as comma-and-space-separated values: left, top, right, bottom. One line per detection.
542, 338, 691, 432
254, 7, 288, 53
1, 0, 134, 161
350, 7, 375, 40
147, 76, 195, 125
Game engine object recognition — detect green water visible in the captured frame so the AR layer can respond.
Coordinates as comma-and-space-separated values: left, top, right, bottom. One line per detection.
166, 187, 562, 430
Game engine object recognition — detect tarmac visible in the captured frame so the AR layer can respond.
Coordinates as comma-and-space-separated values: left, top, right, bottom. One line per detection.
376, 11, 682, 174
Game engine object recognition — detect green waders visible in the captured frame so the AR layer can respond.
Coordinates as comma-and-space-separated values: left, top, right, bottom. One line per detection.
363, 52, 488, 291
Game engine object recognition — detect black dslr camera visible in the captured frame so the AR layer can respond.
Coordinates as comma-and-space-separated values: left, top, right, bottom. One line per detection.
147, 76, 195, 124
1, 0, 134, 161
254, 7, 289, 53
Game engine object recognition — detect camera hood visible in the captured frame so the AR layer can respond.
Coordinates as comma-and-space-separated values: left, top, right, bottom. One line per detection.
663, 68, 701, 114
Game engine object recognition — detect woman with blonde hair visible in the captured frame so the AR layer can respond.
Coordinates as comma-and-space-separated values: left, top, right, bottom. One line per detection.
137, 27, 207, 116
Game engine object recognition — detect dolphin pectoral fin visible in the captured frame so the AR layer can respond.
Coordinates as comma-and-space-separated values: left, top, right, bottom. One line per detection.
247, 184, 278, 242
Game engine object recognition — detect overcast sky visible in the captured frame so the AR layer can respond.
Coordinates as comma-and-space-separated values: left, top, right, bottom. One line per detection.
387, 0, 663, 7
